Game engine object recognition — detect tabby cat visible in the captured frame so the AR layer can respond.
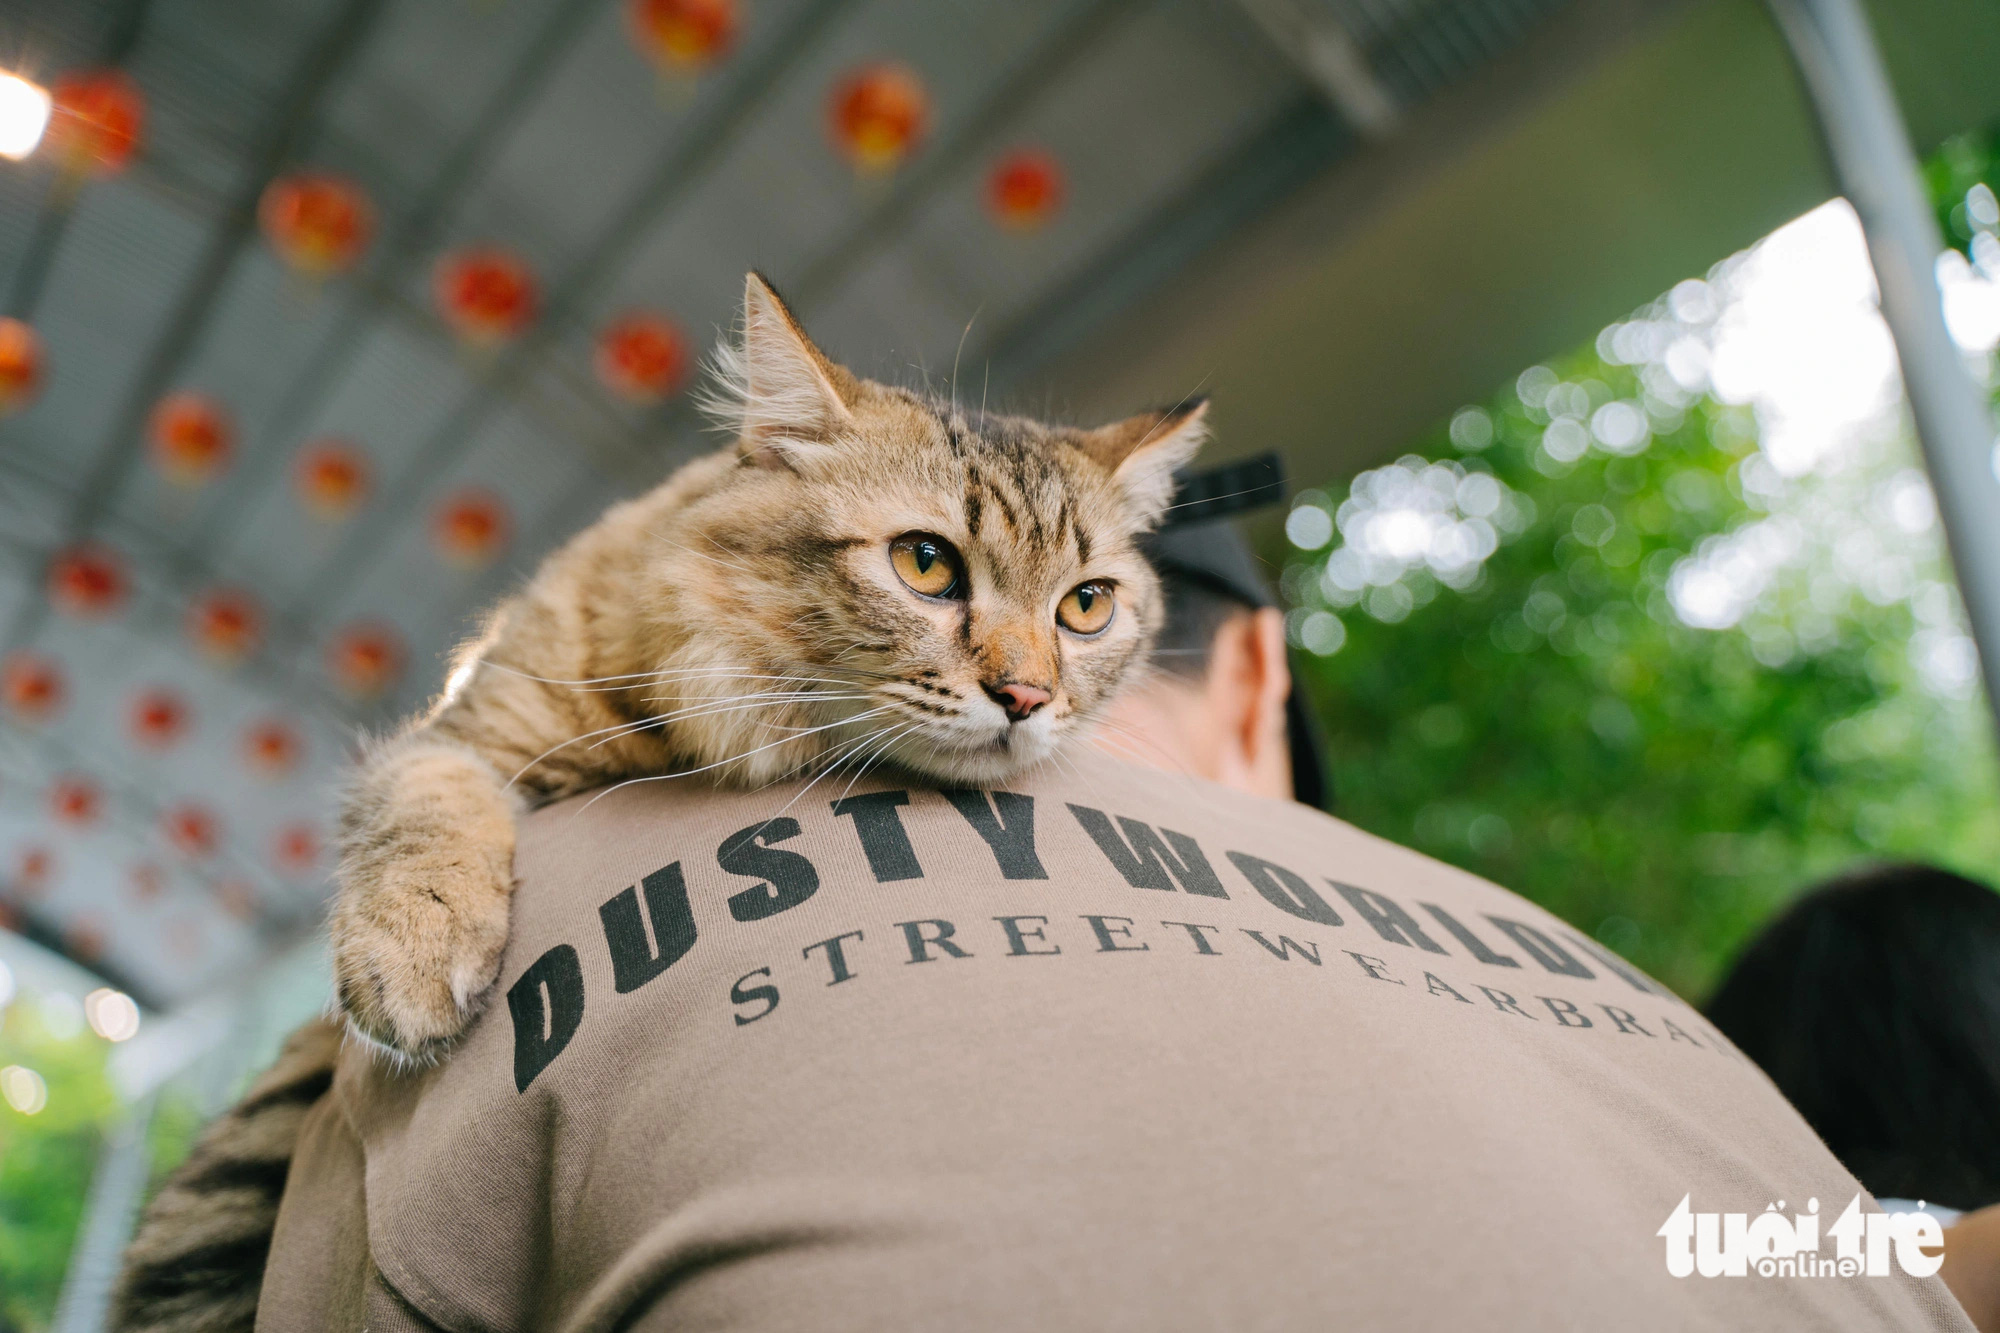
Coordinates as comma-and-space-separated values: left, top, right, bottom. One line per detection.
113, 272, 1206, 1329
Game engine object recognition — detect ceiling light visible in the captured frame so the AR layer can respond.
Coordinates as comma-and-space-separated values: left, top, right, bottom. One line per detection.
0, 73, 51, 160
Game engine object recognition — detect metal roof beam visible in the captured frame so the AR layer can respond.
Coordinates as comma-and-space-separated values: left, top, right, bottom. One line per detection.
1227, 0, 1401, 137
279, 0, 868, 638
0, 0, 391, 661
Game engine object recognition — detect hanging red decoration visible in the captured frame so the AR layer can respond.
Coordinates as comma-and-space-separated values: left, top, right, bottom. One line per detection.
259, 173, 373, 277
47, 542, 127, 618
434, 247, 537, 344
595, 311, 691, 402
187, 586, 262, 664
67, 918, 107, 961
327, 621, 405, 698
163, 803, 218, 860
215, 878, 258, 922
131, 862, 164, 902
15, 846, 54, 895
148, 391, 234, 485
49, 775, 101, 827
295, 438, 371, 519
2, 652, 65, 722
828, 63, 929, 174
627, 0, 738, 72
243, 719, 303, 777
275, 824, 320, 876
985, 147, 1065, 231
130, 688, 189, 750
433, 487, 511, 568
46, 69, 144, 178
0, 318, 44, 415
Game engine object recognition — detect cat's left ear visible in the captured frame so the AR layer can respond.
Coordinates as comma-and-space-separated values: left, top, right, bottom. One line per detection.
724, 272, 862, 471
1078, 397, 1210, 526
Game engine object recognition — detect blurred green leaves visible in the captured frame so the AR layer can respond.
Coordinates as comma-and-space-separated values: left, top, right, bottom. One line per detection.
0, 998, 115, 1330
1285, 164, 2000, 1001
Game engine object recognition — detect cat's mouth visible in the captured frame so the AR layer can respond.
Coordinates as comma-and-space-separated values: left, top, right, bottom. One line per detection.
876, 704, 1060, 782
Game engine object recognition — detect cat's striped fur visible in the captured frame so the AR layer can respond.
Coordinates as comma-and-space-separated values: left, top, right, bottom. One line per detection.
112, 1018, 342, 1332
113, 272, 1206, 1325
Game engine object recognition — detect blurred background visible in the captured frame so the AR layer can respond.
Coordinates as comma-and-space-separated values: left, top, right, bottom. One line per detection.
1, 0, 1997, 1325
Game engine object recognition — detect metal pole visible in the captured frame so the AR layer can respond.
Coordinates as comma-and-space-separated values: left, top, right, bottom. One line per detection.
51, 1094, 157, 1333
1767, 0, 2000, 730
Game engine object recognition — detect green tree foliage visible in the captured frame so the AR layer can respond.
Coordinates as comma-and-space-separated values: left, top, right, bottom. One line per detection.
1285, 140, 2000, 1000
0, 999, 115, 1331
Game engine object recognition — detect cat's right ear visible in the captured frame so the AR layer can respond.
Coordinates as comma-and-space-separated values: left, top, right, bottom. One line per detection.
1078, 397, 1210, 526
717, 272, 860, 471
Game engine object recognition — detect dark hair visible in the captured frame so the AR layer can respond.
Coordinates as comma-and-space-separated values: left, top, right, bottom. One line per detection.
1151, 571, 1253, 681
1705, 862, 2000, 1209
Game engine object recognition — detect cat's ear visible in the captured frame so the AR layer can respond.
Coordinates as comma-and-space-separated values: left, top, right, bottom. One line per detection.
1078, 397, 1210, 525
716, 272, 860, 470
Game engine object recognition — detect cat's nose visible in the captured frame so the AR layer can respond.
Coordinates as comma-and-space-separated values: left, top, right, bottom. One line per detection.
987, 681, 1051, 722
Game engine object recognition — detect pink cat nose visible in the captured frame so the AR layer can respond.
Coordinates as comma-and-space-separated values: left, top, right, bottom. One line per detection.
988, 681, 1051, 722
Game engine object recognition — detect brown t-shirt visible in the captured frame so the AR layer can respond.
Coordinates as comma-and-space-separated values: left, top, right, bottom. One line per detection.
260, 755, 1971, 1331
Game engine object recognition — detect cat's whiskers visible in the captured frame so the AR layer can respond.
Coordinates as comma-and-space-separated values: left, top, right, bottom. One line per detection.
655, 533, 756, 575
508, 690, 874, 788
831, 720, 925, 806
569, 705, 902, 816
594, 691, 876, 753
479, 659, 882, 693
1086, 714, 1196, 774
759, 718, 920, 827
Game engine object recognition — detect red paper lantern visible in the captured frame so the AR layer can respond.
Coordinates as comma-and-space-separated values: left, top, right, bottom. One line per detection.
275, 824, 320, 876
215, 878, 258, 922
2, 652, 65, 722
295, 438, 370, 519
130, 688, 189, 750
828, 63, 929, 173
67, 918, 106, 961
434, 247, 537, 344
595, 311, 691, 402
243, 719, 303, 776
628, 0, 738, 71
131, 862, 164, 902
433, 487, 511, 568
148, 391, 233, 485
49, 776, 101, 827
16, 846, 54, 895
0, 318, 43, 415
986, 147, 1065, 230
327, 622, 405, 698
187, 587, 262, 664
260, 173, 373, 277
46, 69, 144, 178
163, 803, 218, 860
48, 543, 127, 618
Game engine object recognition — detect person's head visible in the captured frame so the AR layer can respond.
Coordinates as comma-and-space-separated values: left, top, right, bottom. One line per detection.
1705, 862, 2000, 1210
1092, 520, 1322, 806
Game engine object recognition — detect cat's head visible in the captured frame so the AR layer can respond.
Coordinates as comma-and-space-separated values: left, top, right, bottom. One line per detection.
667, 273, 1206, 785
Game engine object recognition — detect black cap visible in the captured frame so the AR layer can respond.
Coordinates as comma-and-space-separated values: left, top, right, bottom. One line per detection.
1139, 453, 1330, 811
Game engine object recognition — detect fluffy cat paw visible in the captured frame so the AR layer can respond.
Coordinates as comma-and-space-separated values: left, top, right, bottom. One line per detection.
329, 845, 514, 1063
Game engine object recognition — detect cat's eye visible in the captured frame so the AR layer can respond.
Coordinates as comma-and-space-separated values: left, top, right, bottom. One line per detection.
890, 533, 964, 599
1057, 582, 1116, 636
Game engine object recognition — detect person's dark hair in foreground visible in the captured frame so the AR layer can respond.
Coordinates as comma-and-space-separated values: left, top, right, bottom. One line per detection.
1706, 862, 2000, 1212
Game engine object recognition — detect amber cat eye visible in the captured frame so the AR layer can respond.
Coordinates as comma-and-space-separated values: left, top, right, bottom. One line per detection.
1057, 581, 1115, 635
890, 533, 964, 599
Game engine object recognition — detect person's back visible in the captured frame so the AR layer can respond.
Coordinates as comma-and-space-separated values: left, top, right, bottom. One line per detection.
254, 755, 1968, 1331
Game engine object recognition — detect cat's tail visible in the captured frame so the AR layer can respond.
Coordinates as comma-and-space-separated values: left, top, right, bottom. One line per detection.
111, 1016, 344, 1333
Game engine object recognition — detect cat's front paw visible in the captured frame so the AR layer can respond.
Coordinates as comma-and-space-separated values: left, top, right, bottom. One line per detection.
329, 844, 514, 1063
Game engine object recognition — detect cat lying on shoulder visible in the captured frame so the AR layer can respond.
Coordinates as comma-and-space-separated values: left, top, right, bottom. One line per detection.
332, 272, 1208, 1060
